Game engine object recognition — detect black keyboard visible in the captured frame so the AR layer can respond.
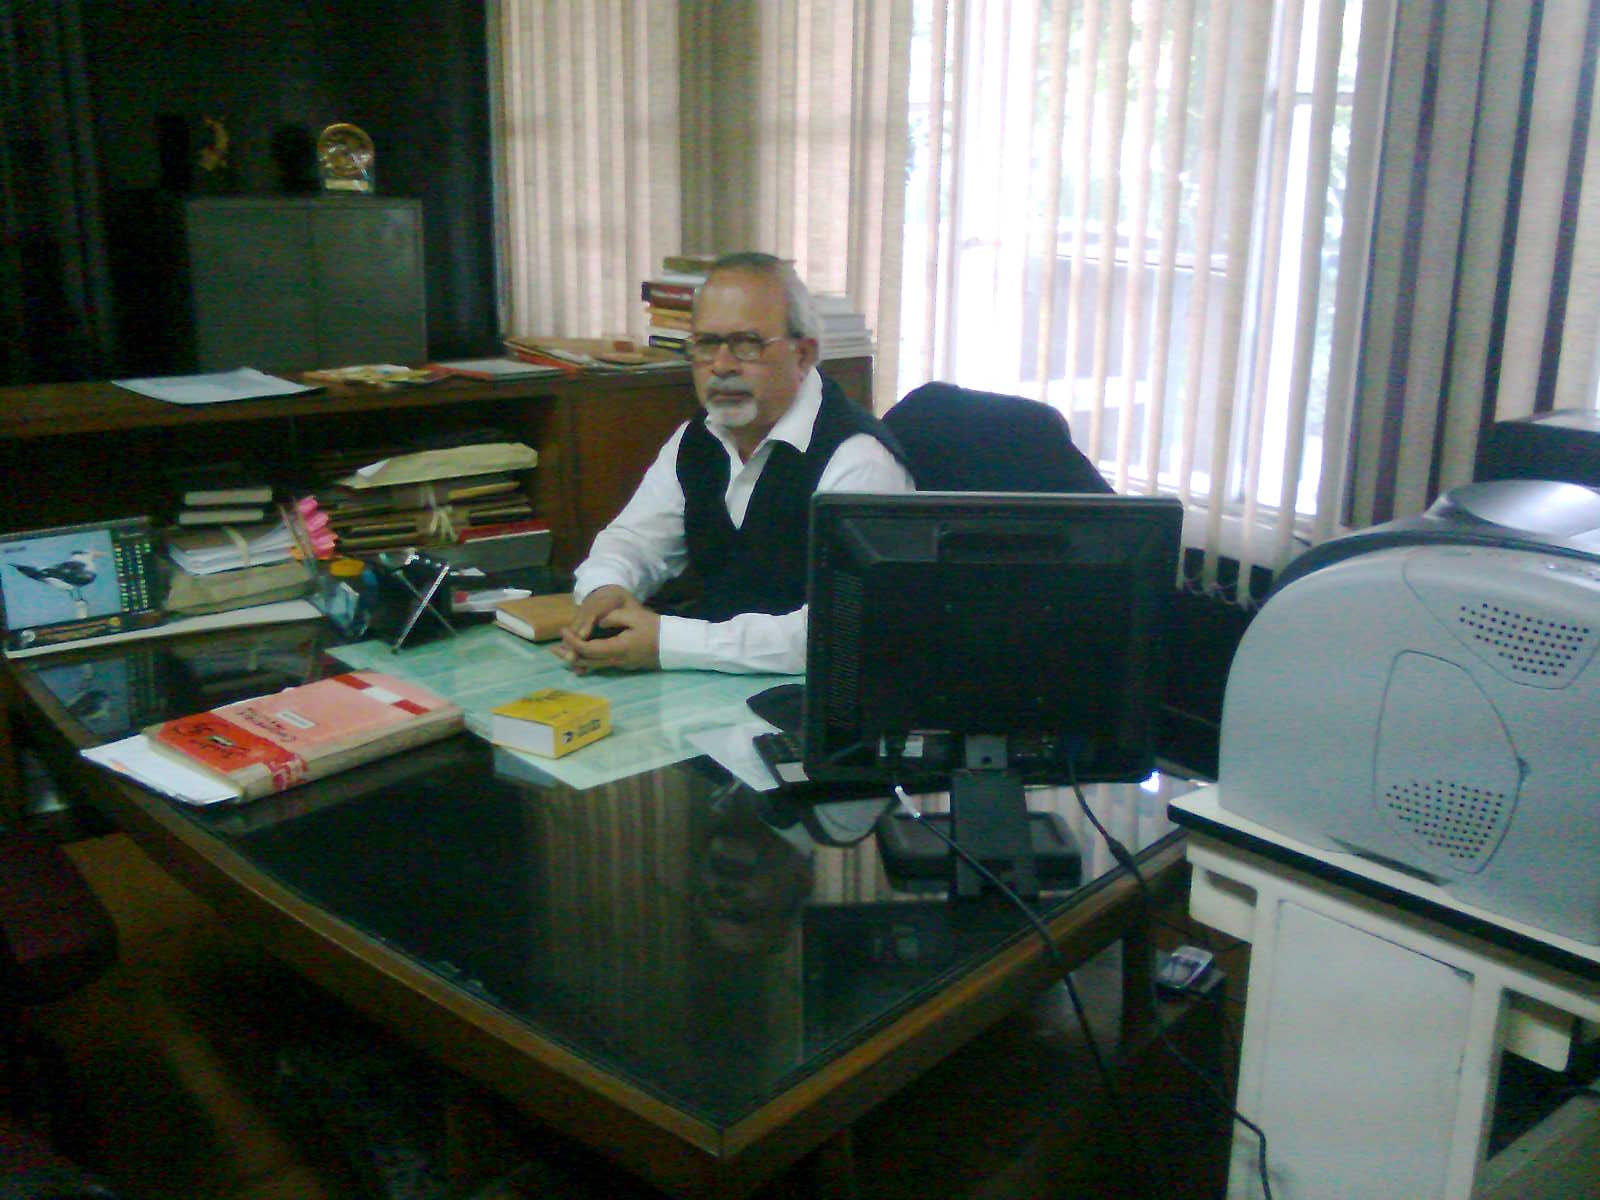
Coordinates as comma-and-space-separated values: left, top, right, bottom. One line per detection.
754, 729, 810, 787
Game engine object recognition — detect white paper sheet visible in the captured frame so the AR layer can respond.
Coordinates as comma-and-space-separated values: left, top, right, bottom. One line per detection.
686, 719, 781, 791
112, 368, 318, 405
82, 734, 241, 806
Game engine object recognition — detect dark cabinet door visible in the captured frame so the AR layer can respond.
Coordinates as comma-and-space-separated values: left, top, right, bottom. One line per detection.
187, 202, 317, 372
183, 197, 426, 372
311, 202, 427, 368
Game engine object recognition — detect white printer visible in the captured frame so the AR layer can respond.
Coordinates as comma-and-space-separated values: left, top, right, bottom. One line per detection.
1218, 480, 1600, 943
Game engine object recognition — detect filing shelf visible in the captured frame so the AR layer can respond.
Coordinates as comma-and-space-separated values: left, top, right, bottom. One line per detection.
0, 358, 872, 572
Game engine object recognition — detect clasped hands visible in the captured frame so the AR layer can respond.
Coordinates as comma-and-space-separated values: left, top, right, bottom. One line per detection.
552, 584, 661, 674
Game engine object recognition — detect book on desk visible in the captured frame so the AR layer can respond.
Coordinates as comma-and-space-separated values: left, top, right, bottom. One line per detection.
81, 671, 464, 806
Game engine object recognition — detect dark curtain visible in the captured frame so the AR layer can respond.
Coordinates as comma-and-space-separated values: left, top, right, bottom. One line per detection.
1, 1, 111, 386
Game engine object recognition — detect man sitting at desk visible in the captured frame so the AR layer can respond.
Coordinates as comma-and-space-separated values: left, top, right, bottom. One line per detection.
555, 252, 914, 675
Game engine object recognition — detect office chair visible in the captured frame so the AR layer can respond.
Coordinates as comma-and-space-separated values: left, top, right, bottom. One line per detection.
882, 381, 1114, 494
0, 829, 118, 1175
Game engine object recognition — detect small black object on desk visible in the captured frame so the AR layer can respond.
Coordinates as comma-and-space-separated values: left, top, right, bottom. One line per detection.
746, 682, 804, 732
368, 550, 458, 651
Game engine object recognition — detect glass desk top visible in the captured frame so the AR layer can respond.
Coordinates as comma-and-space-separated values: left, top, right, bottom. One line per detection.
19, 621, 1196, 1130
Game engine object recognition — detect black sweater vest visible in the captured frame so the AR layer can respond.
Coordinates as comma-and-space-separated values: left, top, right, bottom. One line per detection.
676, 376, 906, 622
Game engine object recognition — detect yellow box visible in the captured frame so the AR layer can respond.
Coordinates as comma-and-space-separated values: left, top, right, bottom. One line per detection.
489, 688, 610, 758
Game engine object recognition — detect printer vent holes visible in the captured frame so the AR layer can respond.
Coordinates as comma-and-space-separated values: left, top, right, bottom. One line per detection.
1455, 602, 1593, 679
1384, 779, 1509, 862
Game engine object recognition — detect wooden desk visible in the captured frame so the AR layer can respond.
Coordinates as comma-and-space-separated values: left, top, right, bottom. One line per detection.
2, 623, 1189, 1198
0, 358, 873, 571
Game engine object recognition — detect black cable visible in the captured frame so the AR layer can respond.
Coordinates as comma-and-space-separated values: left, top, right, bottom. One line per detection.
1064, 765, 1275, 1200
890, 784, 1161, 1200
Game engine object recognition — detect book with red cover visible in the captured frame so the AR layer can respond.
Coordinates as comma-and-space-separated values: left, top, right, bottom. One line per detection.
144, 671, 463, 802
640, 280, 697, 306
504, 346, 582, 374
456, 516, 550, 543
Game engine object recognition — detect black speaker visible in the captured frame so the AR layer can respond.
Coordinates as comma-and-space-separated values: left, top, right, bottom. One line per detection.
1475, 409, 1600, 487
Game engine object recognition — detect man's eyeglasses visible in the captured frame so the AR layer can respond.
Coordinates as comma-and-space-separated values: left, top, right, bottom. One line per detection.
685, 331, 789, 363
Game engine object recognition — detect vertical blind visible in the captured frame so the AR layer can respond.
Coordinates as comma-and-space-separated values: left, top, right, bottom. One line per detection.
493, 1, 915, 395
489, 1, 682, 342
490, 1, 1597, 597
900, 0, 1395, 599
1348, 0, 1600, 528
677, 0, 915, 395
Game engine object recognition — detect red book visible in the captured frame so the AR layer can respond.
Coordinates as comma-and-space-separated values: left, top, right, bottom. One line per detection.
144, 672, 463, 802
505, 348, 581, 375
456, 516, 550, 543
640, 281, 697, 307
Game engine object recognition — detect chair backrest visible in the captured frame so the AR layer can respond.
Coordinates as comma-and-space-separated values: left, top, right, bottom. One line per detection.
882, 382, 1114, 494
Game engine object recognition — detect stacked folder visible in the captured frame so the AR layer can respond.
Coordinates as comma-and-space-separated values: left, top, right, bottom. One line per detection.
161, 499, 333, 616
316, 442, 548, 556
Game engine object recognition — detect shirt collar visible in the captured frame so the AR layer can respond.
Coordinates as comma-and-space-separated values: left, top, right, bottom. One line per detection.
703, 367, 823, 462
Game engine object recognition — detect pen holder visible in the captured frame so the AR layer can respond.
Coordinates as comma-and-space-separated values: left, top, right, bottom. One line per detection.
366, 550, 458, 651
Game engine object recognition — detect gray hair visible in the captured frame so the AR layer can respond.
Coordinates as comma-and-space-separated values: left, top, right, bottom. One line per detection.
703, 251, 821, 342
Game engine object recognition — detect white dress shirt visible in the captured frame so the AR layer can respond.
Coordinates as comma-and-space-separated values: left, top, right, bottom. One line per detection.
572, 368, 916, 673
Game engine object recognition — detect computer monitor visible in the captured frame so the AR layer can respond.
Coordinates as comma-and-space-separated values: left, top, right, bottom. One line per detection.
803, 491, 1183, 897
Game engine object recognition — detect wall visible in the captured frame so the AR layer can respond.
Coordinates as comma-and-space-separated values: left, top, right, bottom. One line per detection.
82, 1, 498, 363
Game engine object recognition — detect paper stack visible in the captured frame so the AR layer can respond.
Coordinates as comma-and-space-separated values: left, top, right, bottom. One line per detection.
318, 442, 548, 556
81, 670, 465, 805
166, 499, 332, 576
427, 358, 564, 381
168, 519, 297, 575
813, 293, 874, 361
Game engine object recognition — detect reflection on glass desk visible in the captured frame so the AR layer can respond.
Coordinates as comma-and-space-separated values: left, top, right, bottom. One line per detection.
12, 624, 1199, 1189
27, 621, 327, 740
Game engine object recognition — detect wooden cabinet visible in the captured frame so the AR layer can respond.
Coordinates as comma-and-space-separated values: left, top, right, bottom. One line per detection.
110, 195, 427, 375
0, 358, 873, 572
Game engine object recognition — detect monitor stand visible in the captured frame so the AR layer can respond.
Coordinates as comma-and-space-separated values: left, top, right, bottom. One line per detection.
949, 735, 1039, 899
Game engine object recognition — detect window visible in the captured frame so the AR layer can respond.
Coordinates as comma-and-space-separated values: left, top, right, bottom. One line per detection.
896, 0, 1374, 530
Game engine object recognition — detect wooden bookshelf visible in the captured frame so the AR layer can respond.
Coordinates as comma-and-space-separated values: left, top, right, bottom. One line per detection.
0, 358, 873, 571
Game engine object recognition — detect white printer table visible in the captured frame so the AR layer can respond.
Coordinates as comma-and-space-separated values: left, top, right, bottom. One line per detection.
1169, 785, 1600, 1200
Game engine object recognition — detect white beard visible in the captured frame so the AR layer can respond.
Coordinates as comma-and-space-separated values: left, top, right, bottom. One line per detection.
705, 395, 759, 430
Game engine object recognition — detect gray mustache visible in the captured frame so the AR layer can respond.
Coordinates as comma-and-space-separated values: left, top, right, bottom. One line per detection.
707, 379, 755, 398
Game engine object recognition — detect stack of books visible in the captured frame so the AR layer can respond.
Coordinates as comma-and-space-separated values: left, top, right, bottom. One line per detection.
314, 442, 549, 557
167, 464, 275, 526
640, 254, 715, 354
813, 293, 874, 361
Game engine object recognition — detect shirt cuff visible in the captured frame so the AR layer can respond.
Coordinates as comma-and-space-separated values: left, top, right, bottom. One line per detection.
571, 567, 626, 605
656, 614, 709, 671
